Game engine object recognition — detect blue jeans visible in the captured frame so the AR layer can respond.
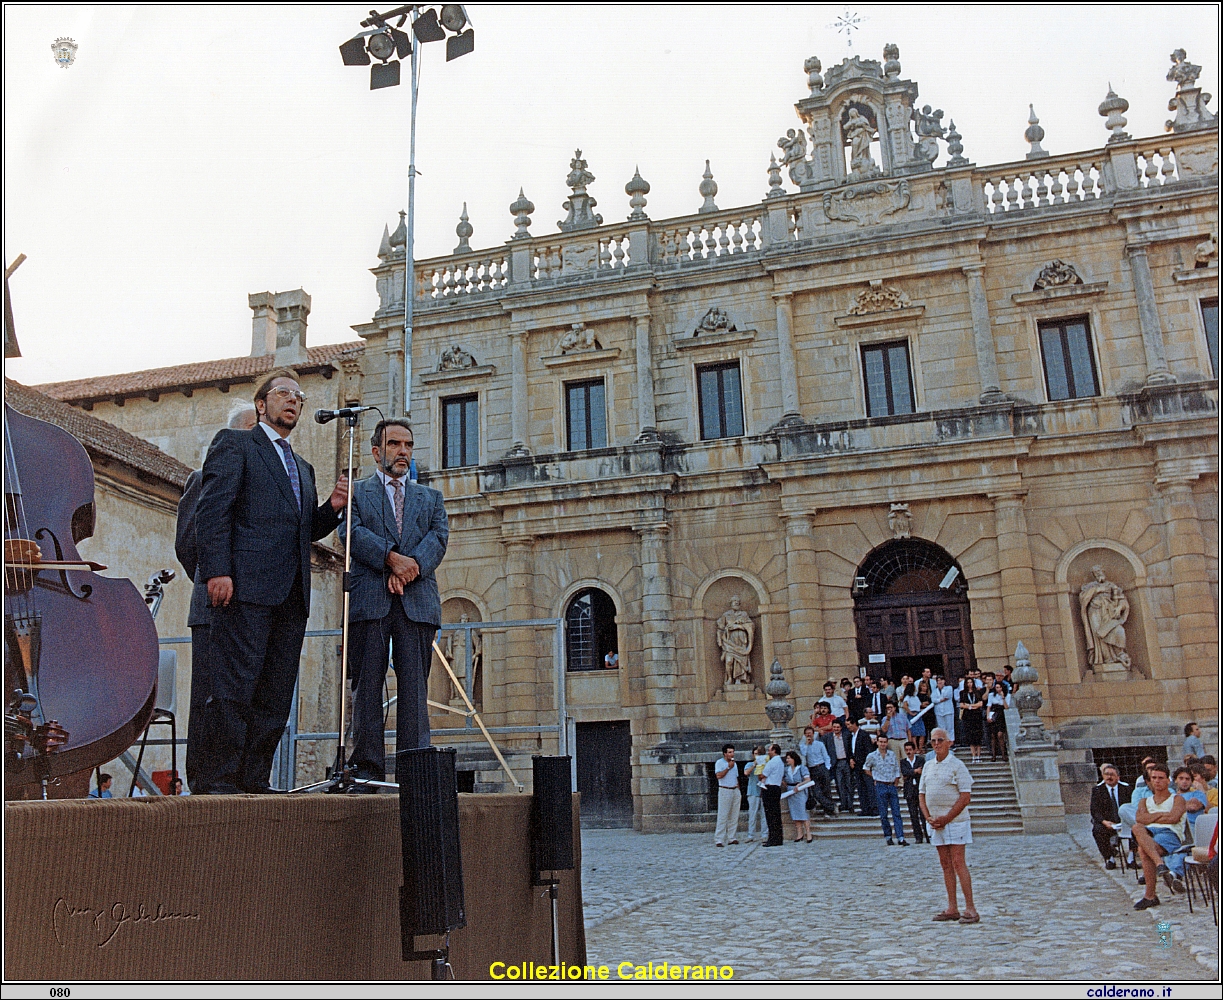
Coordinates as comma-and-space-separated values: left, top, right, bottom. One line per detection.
875, 782, 905, 841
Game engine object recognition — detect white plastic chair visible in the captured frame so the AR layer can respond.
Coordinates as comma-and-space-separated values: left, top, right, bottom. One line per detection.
129, 649, 178, 795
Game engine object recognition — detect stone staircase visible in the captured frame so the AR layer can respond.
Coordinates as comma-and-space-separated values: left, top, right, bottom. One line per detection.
808, 759, 1024, 838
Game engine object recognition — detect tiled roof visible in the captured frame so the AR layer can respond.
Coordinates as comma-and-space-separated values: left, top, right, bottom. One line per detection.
4, 379, 193, 491
35, 341, 364, 403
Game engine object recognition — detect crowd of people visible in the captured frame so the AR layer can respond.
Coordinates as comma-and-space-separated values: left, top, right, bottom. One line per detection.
715, 669, 1007, 851
1089, 722, 1219, 911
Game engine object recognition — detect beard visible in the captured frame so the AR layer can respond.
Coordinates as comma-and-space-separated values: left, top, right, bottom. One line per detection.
270, 409, 299, 432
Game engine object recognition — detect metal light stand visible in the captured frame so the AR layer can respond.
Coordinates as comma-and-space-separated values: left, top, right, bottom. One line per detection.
290, 413, 374, 794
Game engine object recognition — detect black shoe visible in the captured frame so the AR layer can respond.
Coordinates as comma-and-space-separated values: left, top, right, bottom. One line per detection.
886, 838, 895, 845
898, 840, 909, 846
1134, 897, 1160, 910
1137, 874, 1146, 885
1105, 859, 1117, 870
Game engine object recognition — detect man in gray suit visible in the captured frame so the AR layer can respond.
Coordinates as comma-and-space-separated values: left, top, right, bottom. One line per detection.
342, 418, 448, 782
175, 402, 257, 793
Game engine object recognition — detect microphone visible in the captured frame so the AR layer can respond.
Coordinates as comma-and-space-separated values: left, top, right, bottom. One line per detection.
314, 406, 375, 424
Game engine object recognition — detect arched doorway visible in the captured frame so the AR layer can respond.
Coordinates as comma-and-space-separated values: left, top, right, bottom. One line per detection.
852, 539, 976, 686
564, 588, 618, 672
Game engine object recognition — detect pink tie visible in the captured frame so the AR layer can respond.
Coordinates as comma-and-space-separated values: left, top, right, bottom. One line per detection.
391, 478, 404, 536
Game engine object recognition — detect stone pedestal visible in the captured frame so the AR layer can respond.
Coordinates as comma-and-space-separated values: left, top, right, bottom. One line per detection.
724, 686, 755, 703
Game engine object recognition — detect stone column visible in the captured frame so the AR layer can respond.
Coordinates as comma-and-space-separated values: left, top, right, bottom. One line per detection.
780, 511, 826, 699
963, 266, 1005, 403
636, 522, 678, 734
502, 535, 537, 729
1157, 476, 1217, 710
772, 293, 802, 421
508, 328, 531, 455
991, 492, 1046, 664
1125, 244, 1176, 385
632, 313, 660, 442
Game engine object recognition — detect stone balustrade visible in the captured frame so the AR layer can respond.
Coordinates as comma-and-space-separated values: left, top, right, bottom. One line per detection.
378, 127, 1217, 318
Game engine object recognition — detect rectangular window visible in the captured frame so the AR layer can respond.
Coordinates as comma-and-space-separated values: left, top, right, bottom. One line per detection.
697, 362, 745, 440
1039, 317, 1099, 400
441, 394, 478, 468
565, 379, 607, 451
1201, 298, 1218, 378
861, 340, 915, 417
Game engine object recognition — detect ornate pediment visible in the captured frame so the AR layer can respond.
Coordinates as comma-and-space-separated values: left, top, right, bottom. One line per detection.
848, 284, 911, 315
1033, 260, 1083, 290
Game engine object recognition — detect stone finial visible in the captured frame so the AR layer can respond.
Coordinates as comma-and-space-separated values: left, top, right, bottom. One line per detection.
945, 120, 967, 166
1165, 48, 1216, 133
764, 658, 796, 745
1167, 47, 1202, 91
698, 160, 719, 214
509, 188, 534, 239
1024, 104, 1049, 159
389, 209, 407, 249
625, 166, 650, 220
882, 42, 901, 79
377, 223, 392, 260
453, 203, 473, 254
766, 153, 784, 198
559, 149, 602, 232
1098, 85, 1131, 143
804, 55, 824, 92
1011, 640, 1052, 747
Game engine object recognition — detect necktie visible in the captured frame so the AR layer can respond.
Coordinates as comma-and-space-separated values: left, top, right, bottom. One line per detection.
1110, 786, 1118, 810
276, 438, 301, 510
391, 478, 404, 536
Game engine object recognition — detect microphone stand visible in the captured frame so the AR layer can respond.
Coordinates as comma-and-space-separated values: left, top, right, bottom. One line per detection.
290, 411, 377, 794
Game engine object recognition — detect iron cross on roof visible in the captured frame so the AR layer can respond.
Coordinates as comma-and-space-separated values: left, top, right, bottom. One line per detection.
827, 10, 868, 50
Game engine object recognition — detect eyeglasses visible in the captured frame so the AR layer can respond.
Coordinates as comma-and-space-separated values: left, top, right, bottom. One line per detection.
269, 388, 307, 402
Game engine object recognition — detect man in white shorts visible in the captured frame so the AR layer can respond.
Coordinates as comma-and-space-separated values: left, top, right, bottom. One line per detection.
919, 728, 978, 924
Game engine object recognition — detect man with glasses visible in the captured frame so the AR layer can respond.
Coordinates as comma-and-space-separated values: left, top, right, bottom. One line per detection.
195, 368, 349, 793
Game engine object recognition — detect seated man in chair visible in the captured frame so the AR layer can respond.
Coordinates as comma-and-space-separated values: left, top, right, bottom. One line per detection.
1130, 762, 1189, 908
1090, 763, 1129, 869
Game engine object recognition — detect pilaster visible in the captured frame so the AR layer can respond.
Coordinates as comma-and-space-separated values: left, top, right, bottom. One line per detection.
1125, 243, 1176, 386
963, 266, 1004, 403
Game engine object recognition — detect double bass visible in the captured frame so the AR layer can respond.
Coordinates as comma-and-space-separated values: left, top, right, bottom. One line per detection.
4, 398, 159, 797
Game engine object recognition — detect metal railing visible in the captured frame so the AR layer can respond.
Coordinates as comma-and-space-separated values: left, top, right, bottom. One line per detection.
156, 618, 570, 791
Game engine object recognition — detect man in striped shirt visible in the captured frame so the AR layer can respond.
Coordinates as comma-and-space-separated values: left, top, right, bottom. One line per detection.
864, 735, 908, 846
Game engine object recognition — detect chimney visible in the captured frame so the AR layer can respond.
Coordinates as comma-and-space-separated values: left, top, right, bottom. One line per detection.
273, 289, 310, 366
249, 291, 277, 356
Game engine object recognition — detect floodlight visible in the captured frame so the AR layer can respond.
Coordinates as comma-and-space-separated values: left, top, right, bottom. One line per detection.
439, 4, 467, 32
413, 8, 446, 42
390, 27, 412, 59
445, 29, 474, 61
340, 35, 371, 66
371, 60, 401, 90
368, 29, 397, 62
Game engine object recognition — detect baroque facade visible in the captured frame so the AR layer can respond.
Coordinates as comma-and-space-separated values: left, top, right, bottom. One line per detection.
353, 46, 1219, 829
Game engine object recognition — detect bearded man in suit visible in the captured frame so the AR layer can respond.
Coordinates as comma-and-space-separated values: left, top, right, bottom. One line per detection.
195, 368, 348, 794
341, 418, 448, 783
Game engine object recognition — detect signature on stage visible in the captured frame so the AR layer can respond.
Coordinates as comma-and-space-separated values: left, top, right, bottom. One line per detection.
52, 897, 201, 948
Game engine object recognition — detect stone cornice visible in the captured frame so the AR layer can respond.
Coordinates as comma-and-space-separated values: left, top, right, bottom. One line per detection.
832, 306, 925, 328
1010, 281, 1108, 306
1173, 267, 1220, 285
541, 348, 622, 368
419, 364, 497, 385
673, 329, 756, 352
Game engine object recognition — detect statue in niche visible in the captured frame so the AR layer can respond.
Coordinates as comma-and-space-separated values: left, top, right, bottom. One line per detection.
888, 503, 912, 539
1079, 566, 1132, 670
438, 344, 476, 371
716, 594, 755, 686
694, 306, 736, 335
842, 107, 879, 180
777, 128, 810, 186
1034, 259, 1083, 289
559, 323, 600, 354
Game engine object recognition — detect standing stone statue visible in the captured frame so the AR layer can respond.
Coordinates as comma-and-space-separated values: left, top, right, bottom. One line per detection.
1078, 566, 1131, 670
716, 595, 755, 686
843, 107, 878, 179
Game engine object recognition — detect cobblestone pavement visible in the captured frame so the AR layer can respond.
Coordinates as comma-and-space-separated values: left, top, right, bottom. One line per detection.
581, 824, 1215, 981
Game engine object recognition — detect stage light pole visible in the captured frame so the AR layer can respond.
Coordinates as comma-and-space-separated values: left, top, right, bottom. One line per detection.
340, 5, 475, 418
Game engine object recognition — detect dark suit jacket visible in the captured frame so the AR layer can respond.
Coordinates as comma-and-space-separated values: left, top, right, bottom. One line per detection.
195, 425, 340, 615
340, 473, 448, 627
901, 755, 924, 797
1090, 781, 1130, 827
847, 687, 869, 722
175, 469, 210, 628
846, 729, 873, 768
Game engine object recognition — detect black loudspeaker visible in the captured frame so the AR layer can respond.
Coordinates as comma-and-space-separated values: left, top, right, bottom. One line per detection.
397, 747, 466, 955
532, 755, 574, 877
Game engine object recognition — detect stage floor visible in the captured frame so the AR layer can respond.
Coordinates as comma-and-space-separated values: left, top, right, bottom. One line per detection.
5, 792, 584, 981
